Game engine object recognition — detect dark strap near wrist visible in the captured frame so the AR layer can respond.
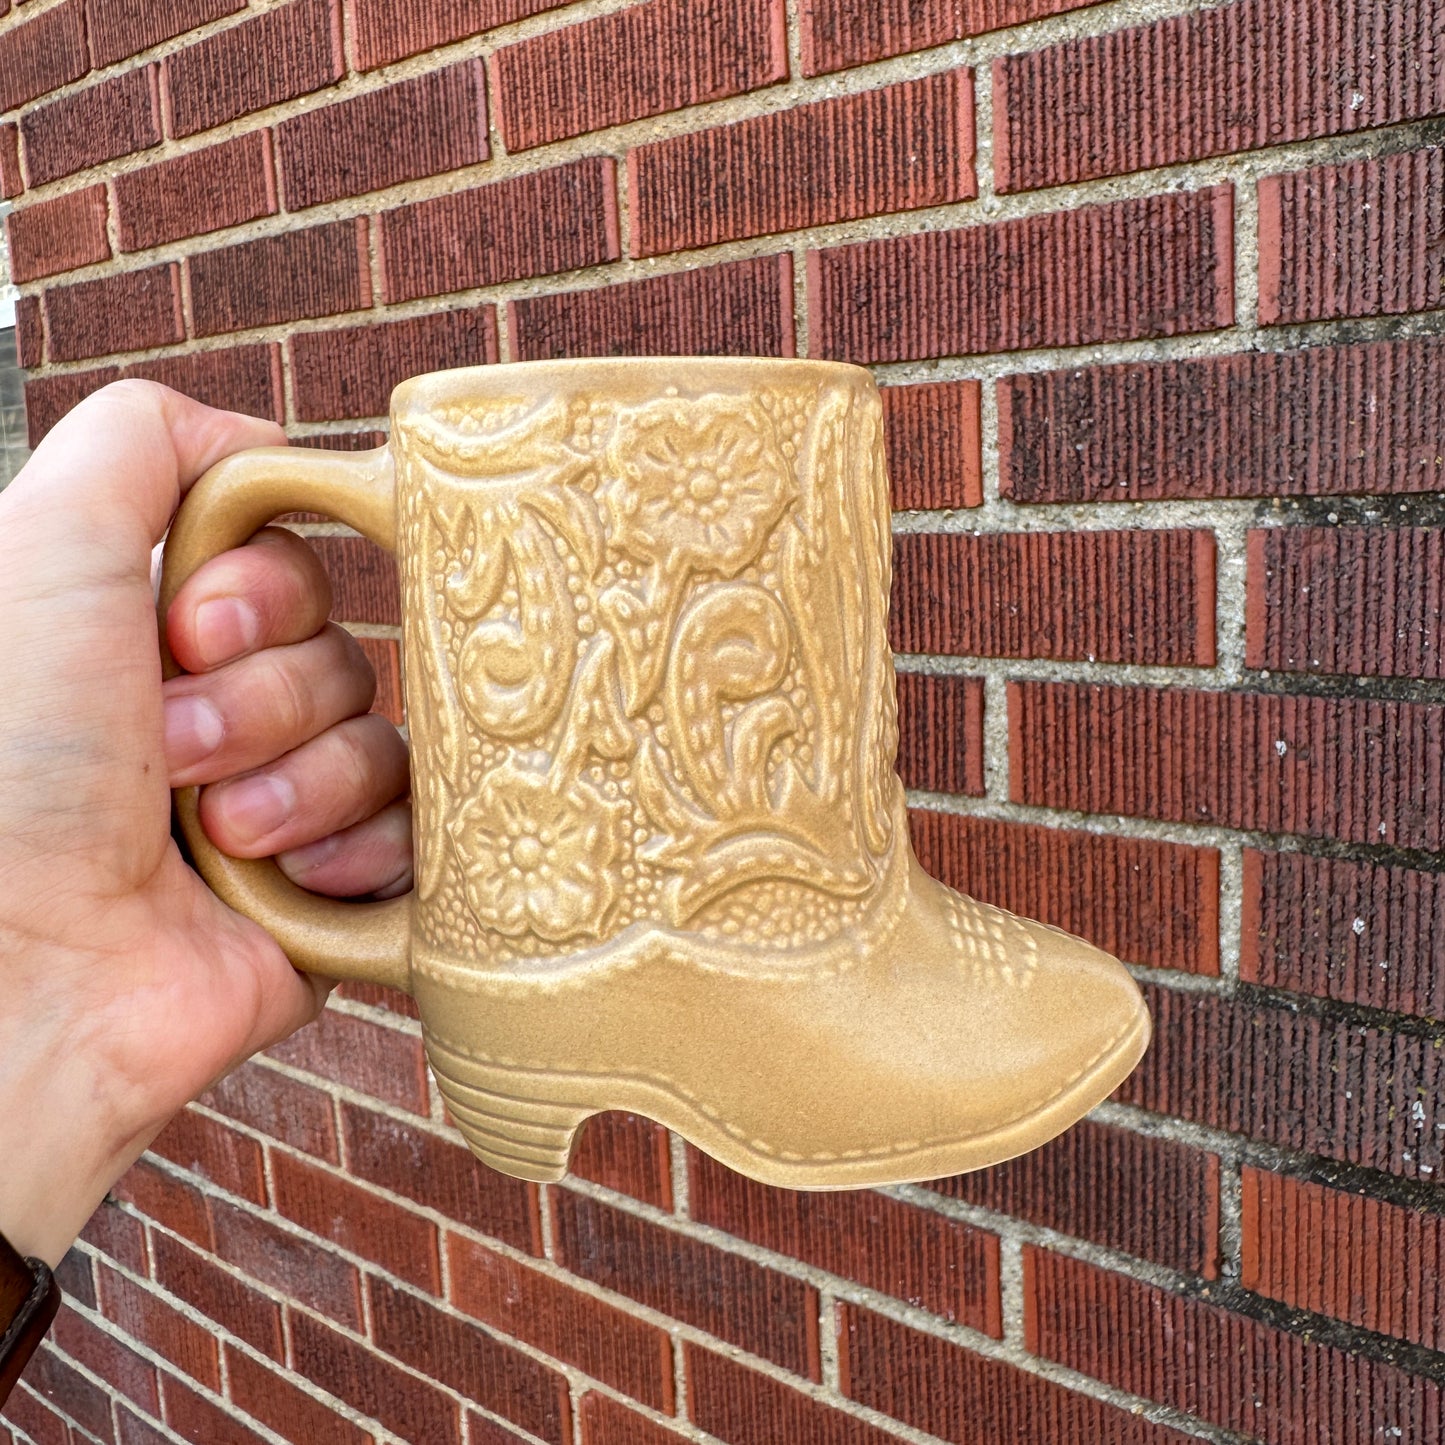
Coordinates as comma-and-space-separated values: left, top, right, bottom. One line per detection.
0, 1228, 61, 1407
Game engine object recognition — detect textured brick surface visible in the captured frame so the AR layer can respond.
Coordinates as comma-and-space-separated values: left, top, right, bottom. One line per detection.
356, 635, 404, 728
277, 60, 487, 211
631, 69, 974, 256
1260, 147, 1445, 325
196, 1059, 336, 1160
801, 0, 1100, 75
511, 254, 794, 359
21, 65, 160, 185
15, 294, 40, 368
842, 1302, 1200, 1444
265, 1003, 427, 1111
930, 1119, 1219, 1275
891, 528, 1216, 665
378, 159, 619, 305
690, 1149, 1001, 1329
190, 218, 371, 337
346, 0, 572, 69
50, 1310, 157, 1416
449, 1235, 675, 1410
308, 535, 400, 624
880, 380, 982, 510
894, 670, 985, 796
1247, 525, 1445, 679
45, 263, 183, 363
995, 0, 1445, 193
77, 1200, 148, 1275
226, 1348, 372, 1445
1120, 983, 1445, 1183
112, 1159, 213, 1249
999, 338, 1445, 503
96, 1266, 221, 1391
8, 185, 110, 283
578, 1393, 686, 1445
0, 122, 19, 198
165, 0, 345, 138
149, 1107, 267, 1203
492, 0, 787, 150
150, 1230, 284, 1360
162, 1376, 270, 1444
552, 1188, 820, 1376
0, 0, 86, 112
1242, 1167, 1445, 1351
24, 1346, 115, 1442
86, 0, 245, 68
292, 309, 496, 422
25, 367, 120, 445
7, 1385, 81, 1445
114, 131, 277, 252
1010, 681, 1445, 851
909, 808, 1220, 975
569, 1112, 672, 1209
1027, 1247, 1444, 1445
123, 344, 284, 422
810, 187, 1233, 362
1242, 848, 1445, 1018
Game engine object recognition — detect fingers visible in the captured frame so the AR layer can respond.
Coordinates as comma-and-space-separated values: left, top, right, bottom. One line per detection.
278, 798, 414, 900
165, 527, 334, 673
163, 623, 376, 787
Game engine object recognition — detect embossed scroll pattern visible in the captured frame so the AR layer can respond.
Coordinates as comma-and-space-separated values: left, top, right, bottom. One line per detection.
396, 377, 902, 963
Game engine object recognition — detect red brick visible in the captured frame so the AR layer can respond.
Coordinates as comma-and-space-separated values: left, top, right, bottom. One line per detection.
909, 808, 1221, 976
289, 430, 390, 454
339, 1103, 542, 1254
841, 1301, 1198, 1445
123, 344, 284, 423
305, 535, 401, 627
150, 1230, 284, 1359
334, 978, 419, 1019
50, 1309, 159, 1417
1241, 848, 1445, 1018
467, 1416, 537, 1445
690, 1149, 1001, 1329
378, 159, 619, 305
998, 337, 1445, 503
15, 294, 41, 368
1018, 680, 1445, 851
265, 1004, 426, 1110
96, 1264, 221, 1391
1118, 983, 1445, 1184
271, 1150, 440, 1291
45, 263, 183, 363
810, 186, 1233, 363
225, 1347, 372, 1445
368, 1277, 570, 1444
577, 1394, 684, 1445
800, 0, 1099, 75
880, 380, 981, 510
1247, 525, 1445, 680
0, 122, 20, 197
1260, 147, 1445, 325
932, 1118, 1218, 1275
161, 1376, 269, 1445
449, 1233, 674, 1410
112, 1158, 213, 1249
891, 528, 1216, 666
7, 185, 110, 283
347, 0, 572, 69
24, 367, 119, 445
114, 131, 277, 252
569, 1112, 672, 1209
277, 60, 487, 211
292, 309, 496, 422
1242, 1167, 1445, 1351
164, 0, 345, 139
631, 70, 975, 256
4, 1385, 72, 1445
894, 670, 985, 796
116, 1407, 174, 1445
0, 0, 86, 112
149, 1106, 267, 1203
1026, 1246, 1444, 1445
995, 0, 1445, 194
512, 253, 793, 360
25, 1345, 114, 1442
492, 0, 786, 151
78, 1199, 148, 1274
194, 1060, 336, 1160
52, 1253, 96, 1311
86, 0, 245, 68
356, 635, 404, 728
552, 1188, 819, 1377
190, 218, 371, 337
209, 1199, 364, 1327
21, 66, 159, 187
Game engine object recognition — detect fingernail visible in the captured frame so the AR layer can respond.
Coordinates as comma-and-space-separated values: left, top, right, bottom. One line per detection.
222, 773, 297, 845
163, 695, 224, 768
194, 596, 260, 667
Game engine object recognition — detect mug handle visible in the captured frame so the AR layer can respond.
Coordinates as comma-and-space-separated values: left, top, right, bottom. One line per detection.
157, 444, 412, 994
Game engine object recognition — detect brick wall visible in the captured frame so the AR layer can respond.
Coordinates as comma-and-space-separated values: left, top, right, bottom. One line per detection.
3, 0, 1444, 1442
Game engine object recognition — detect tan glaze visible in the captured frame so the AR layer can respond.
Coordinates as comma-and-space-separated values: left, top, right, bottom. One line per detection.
160, 358, 1150, 1189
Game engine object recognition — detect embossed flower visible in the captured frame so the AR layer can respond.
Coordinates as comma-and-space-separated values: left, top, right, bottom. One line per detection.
451, 761, 630, 942
601, 400, 792, 577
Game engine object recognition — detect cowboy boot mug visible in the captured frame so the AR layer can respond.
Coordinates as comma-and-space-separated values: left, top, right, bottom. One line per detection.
160, 357, 1150, 1190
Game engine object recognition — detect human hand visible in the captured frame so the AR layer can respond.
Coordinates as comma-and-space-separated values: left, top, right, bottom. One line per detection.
0, 382, 412, 1266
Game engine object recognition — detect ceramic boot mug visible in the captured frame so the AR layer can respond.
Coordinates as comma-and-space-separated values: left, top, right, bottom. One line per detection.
160, 357, 1150, 1189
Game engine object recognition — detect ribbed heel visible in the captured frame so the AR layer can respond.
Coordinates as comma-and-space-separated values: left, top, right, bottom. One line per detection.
433, 1072, 590, 1183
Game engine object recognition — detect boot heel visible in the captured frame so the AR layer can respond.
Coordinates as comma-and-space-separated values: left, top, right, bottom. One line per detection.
434, 1073, 589, 1183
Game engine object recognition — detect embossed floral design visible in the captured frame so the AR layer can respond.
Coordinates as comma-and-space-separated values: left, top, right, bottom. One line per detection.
600, 399, 792, 577
451, 760, 630, 942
